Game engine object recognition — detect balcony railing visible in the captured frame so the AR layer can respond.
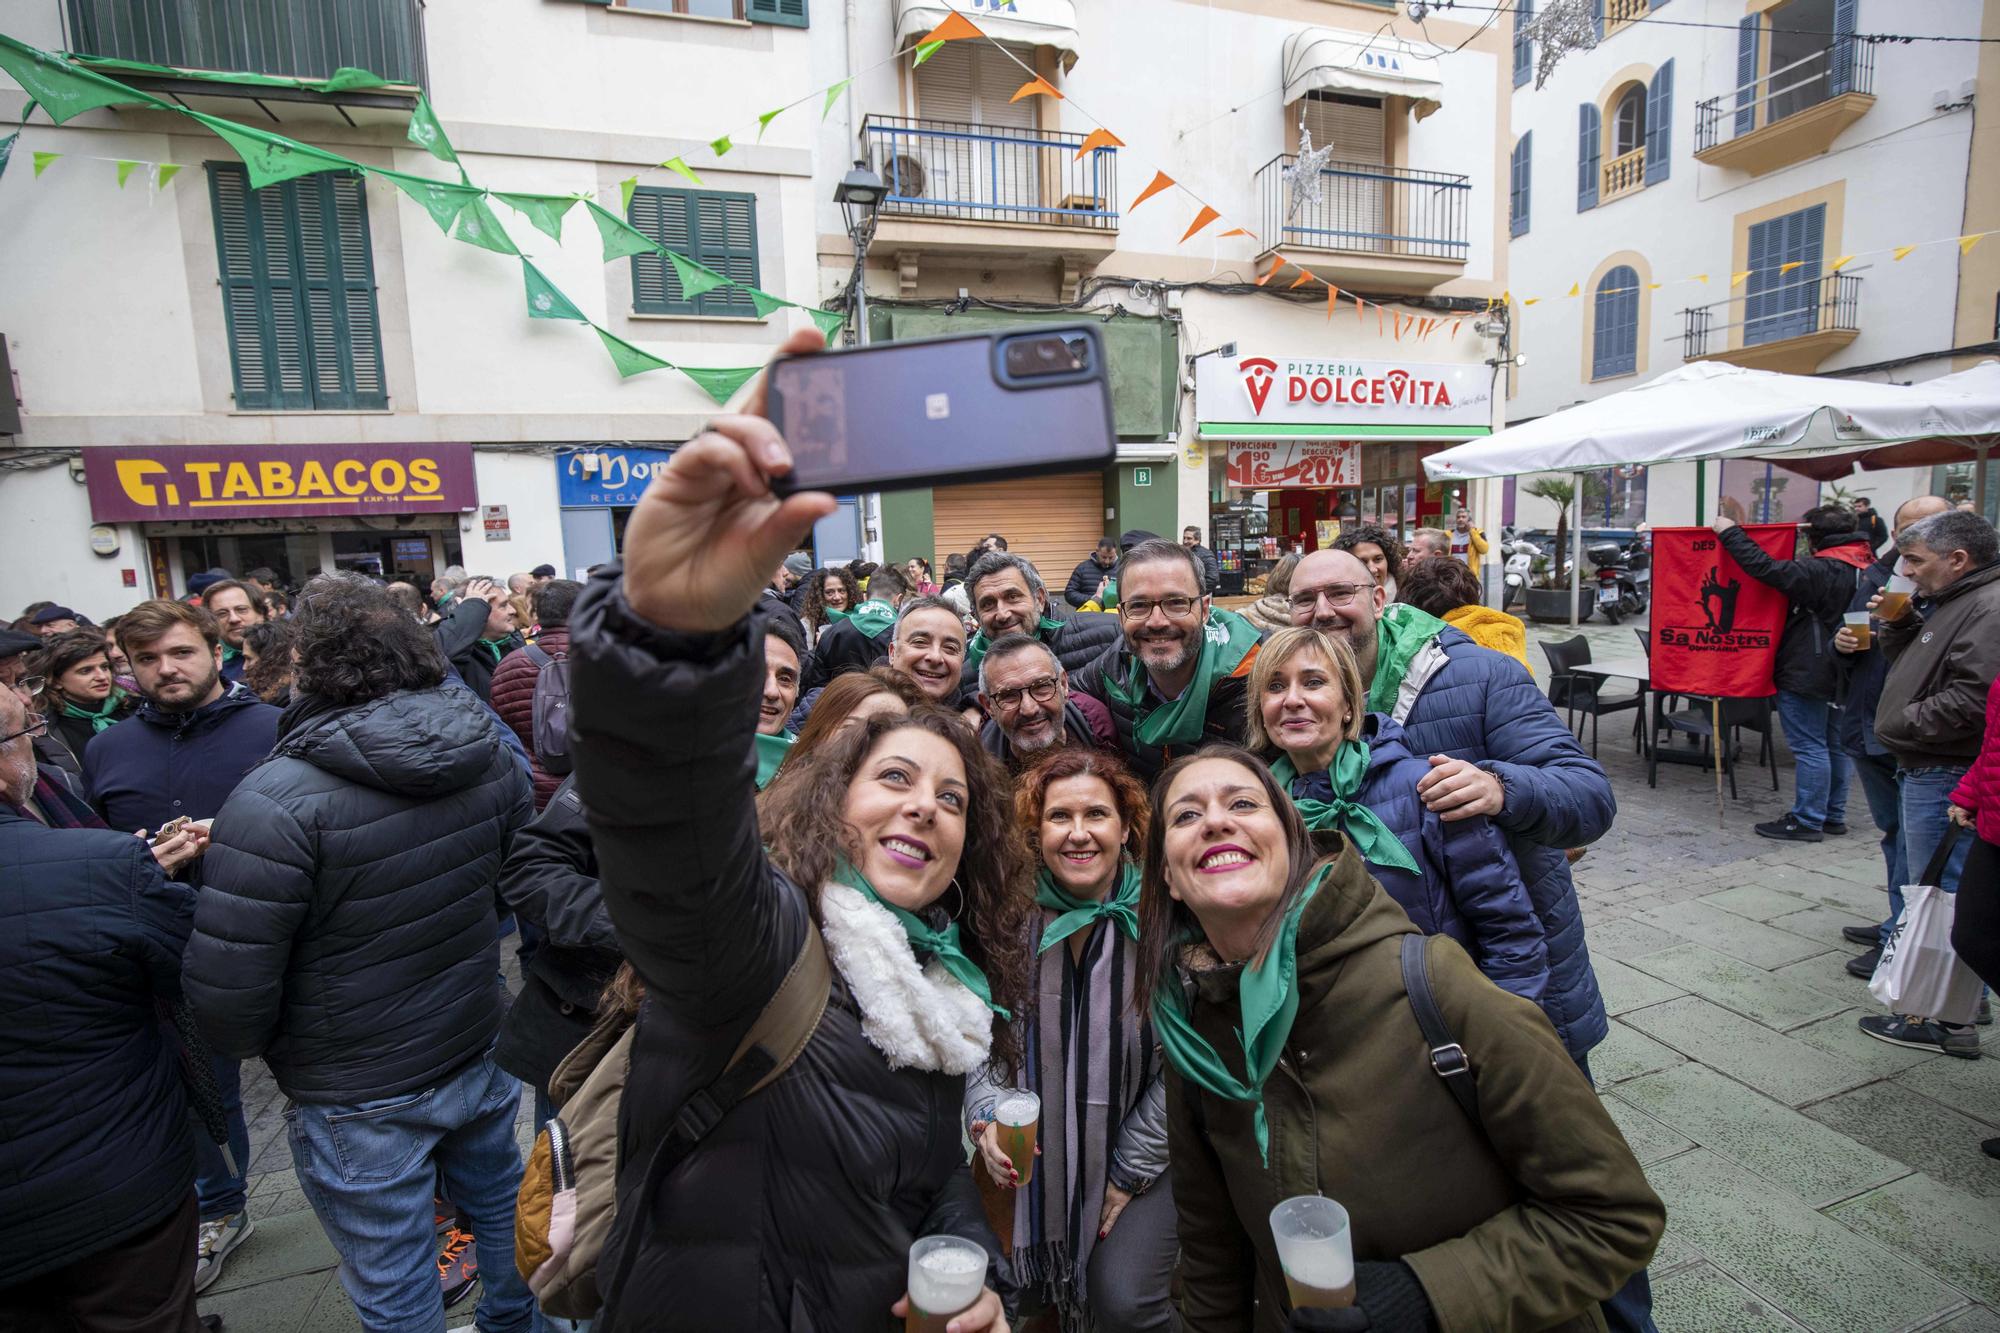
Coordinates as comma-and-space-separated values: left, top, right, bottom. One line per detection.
1681, 271, 1862, 358
1605, 0, 1650, 32
64, 0, 427, 89
1696, 39, 1874, 153
862, 116, 1118, 230
1256, 154, 1470, 261
1601, 146, 1646, 201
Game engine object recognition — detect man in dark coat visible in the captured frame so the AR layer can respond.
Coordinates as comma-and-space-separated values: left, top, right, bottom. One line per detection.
432, 575, 523, 703
186, 572, 538, 1332
489, 578, 583, 811
1064, 536, 1119, 609
200, 579, 268, 686
958, 551, 1119, 696
1183, 525, 1221, 593
973, 634, 1115, 767
1852, 494, 1892, 555
0, 684, 205, 1331
1715, 503, 1876, 843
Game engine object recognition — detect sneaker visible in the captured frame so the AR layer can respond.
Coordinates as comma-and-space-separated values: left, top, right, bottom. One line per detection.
1858, 1013, 1981, 1059
434, 1202, 456, 1236
1755, 813, 1823, 843
1984, 1137, 1999, 1161
1841, 924, 1881, 946
193, 1211, 253, 1294
438, 1226, 478, 1307
1979, 996, 1993, 1027
1823, 821, 1849, 835
1845, 947, 1881, 979
200, 1318, 223, 1332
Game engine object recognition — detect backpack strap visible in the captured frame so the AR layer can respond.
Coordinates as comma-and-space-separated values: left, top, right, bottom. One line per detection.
1399, 933, 1481, 1130
524, 643, 553, 670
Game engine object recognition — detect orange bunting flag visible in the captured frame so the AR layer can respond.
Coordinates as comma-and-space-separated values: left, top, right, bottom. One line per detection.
1288, 269, 1317, 290
1255, 254, 1287, 286
1377, 305, 1385, 337
919, 11, 984, 43
1354, 292, 1366, 323
1131, 171, 1175, 211
1009, 76, 1063, 103
1218, 227, 1254, 239
1180, 204, 1220, 243
1326, 284, 1342, 320
1450, 318, 1463, 338
1074, 128, 1124, 160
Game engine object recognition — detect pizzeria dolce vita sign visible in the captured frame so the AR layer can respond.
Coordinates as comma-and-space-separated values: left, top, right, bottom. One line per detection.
1195, 354, 1492, 440
85, 443, 479, 523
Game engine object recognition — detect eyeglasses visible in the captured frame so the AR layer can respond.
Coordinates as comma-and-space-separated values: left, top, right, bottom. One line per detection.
0, 713, 47, 745
1288, 584, 1369, 614
1121, 596, 1200, 622
11, 676, 45, 700
988, 676, 1061, 711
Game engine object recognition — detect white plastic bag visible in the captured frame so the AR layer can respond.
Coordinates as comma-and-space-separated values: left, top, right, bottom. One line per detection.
1868, 882, 1984, 1025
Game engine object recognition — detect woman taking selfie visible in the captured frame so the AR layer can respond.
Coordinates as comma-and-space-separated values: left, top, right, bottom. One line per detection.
1247, 627, 1549, 1005
29, 627, 136, 776
966, 747, 1175, 1333
1138, 746, 1660, 1332
566, 329, 1030, 1332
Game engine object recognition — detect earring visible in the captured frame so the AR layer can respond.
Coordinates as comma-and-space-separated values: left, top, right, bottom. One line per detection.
943, 878, 967, 922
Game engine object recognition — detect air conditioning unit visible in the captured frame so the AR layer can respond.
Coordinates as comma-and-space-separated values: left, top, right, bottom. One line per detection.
887, 153, 930, 199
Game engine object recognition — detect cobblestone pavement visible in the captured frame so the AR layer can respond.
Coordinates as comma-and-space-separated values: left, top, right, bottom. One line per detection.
198, 610, 2000, 1331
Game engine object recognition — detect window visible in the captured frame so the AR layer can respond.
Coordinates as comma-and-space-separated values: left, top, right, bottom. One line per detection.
1592, 265, 1639, 379
1576, 102, 1601, 211
1612, 87, 1646, 157
614, 0, 742, 15
628, 187, 759, 317
1644, 60, 1674, 185
1509, 133, 1532, 238
915, 40, 1036, 128
1744, 204, 1825, 345
1513, 0, 1534, 88
208, 164, 386, 411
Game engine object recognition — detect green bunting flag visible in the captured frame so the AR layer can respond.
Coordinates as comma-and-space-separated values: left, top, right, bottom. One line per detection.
155, 162, 181, 188
808, 307, 847, 340
710, 134, 733, 158
32, 150, 58, 178
115, 158, 139, 187
822, 79, 851, 119
619, 175, 638, 214
660, 156, 703, 187
913, 40, 946, 66
452, 195, 520, 255
495, 191, 577, 242
190, 112, 356, 189
522, 259, 587, 322
0, 133, 15, 185
668, 250, 730, 301
757, 107, 784, 141
594, 326, 671, 379
70, 53, 390, 96
0, 35, 167, 124
586, 201, 659, 263
749, 288, 791, 318
385, 170, 480, 233
679, 364, 761, 405
406, 95, 459, 166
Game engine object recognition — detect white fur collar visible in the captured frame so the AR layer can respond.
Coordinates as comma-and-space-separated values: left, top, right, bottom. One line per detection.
818, 880, 993, 1075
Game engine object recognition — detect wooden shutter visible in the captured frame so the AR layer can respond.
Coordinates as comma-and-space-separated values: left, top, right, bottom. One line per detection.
1745, 205, 1825, 345
1576, 102, 1600, 211
932, 473, 1105, 587
1591, 0, 1604, 39
297, 174, 387, 410
1645, 59, 1674, 184
746, 0, 807, 27
1510, 133, 1531, 237
695, 192, 758, 316
210, 163, 309, 410
629, 187, 759, 317
915, 41, 1034, 129
1592, 266, 1638, 378
1734, 17, 1761, 136
1513, 0, 1533, 88
1304, 94, 1385, 165
1830, 0, 1857, 94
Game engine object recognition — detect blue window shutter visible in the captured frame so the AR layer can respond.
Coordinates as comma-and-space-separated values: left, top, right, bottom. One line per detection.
1645, 59, 1673, 185
1830, 0, 1857, 94
1592, 0, 1604, 40
1577, 103, 1600, 211
1513, 0, 1534, 88
747, 0, 808, 28
1592, 265, 1639, 379
1744, 204, 1826, 345
1735, 17, 1761, 137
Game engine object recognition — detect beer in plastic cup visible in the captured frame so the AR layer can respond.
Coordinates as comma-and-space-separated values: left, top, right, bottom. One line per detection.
1878, 573, 1916, 621
1843, 610, 1872, 650
994, 1091, 1040, 1189
905, 1235, 988, 1332
1271, 1195, 1355, 1310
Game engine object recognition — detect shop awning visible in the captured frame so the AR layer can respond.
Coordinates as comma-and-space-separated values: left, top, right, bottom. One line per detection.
895, 0, 1080, 65
1281, 29, 1445, 120
1199, 422, 1491, 442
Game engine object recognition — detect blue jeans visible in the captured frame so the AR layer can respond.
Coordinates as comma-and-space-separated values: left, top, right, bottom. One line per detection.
1775, 691, 1848, 830
1901, 765, 1972, 894
194, 1053, 250, 1220
1848, 750, 1906, 942
287, 1055, 537, 1333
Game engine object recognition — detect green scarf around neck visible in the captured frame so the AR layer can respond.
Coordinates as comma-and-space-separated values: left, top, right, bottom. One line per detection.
964, 613, 1065, 677
1035, 861, 1141, 955
477, 637, 510, 666
61, 689, 126, 734
1269, 749, 1418, 874
1364, 603, 1450, 713
832, 598, 897, 639
753, 730, 793, 790
1102, 607, 1261, 749
1150, 860, 1335, 1164
832, 860, 1009, 1018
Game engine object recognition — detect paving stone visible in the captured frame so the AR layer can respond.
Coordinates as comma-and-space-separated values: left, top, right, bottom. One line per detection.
1828, 1174, 2000, 1306
197, 1267, 332, 1333
1701, 884, 1817, 922
1789, 1008, 1943, 1078
1635, 899, 1827, 969
1594, 955, 1688, 1016
1651, 1226, 1702, 1274
1897, 1054, 2000, 1129
1624, 942, 1850, 1032
1767, 904, 1882, 952
1817, 855, 1897, 888
1621, 997, 1873, 1107
1770, 954, 1881, 1008
1586, 916, 1683, 961
1617, 1063, 1910, 1207
1602, 1091, 1695, 1166
1586, 1018, 1687, 1085
1652, 1261, 1812, 1333
296, 1274, 366, 1332
1932, 1306, 2000, 1333
1775, 870, 1892, 918
202, 1208, 339, 1296
1803, 1080, 2000, 1199
1645, 1148, 1960, 1332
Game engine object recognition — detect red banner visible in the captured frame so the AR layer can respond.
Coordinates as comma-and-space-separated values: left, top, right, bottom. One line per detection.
1647, 524, 1795, 697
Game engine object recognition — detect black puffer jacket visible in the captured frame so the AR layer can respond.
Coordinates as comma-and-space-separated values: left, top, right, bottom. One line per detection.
800, 616, 892, 692
1718, 526, 1873, 700
569, 575, 999, 1332
185, 684, 533, 1102
1070, 633, 1262, 780
957, 601, 1121, 695
1064, 553, 1116, 608
495, 775, 620, 1093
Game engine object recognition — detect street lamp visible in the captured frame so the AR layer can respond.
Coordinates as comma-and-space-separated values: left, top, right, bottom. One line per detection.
835, 159, 886, 346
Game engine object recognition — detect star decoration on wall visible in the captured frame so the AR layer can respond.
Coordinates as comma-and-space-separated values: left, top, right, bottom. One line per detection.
1526, 0, 1601, 89
1284, 121, 1335, 221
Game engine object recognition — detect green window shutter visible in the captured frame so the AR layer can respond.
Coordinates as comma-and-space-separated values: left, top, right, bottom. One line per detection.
296, 174, 389, 410
629, 187, 760, 317
746, 0, 808, 26
209, 162, 311, 410
694, 192, 758, 316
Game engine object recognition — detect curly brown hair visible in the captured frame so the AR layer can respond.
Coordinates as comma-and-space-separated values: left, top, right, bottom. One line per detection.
1011, 745, 1151, 866
758, 705, 1035, 1077
800, 566, 865, 635
1334, 522, 1406, 583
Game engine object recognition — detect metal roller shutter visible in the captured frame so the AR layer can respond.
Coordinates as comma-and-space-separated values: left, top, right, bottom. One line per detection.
929, 472, 1105, 590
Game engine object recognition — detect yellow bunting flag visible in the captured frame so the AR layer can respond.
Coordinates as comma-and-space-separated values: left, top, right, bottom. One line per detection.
1961, 233, 1985, 255
1565, 282, 1580, 297
1893, 244, 1918, 261
661, 157, 703, 187
1694, 274, 1710, 284
1074, 128, 1124, 160
1010, 76, 1062, 103
1523, 297, 1540, 306
1731, 271, 1752, 288
1778, 260, 1803, 274
1131, 170, 1174, 211
920, 11, 985, 43
1255, 254, 1286, 286
1326, 284, 1341, 320
1829, 255, 1853, 271
711, 135, 733, 158
1647, 283, 1661, 290
1180, 204, 1220, 243
1287, 269, 1317, 289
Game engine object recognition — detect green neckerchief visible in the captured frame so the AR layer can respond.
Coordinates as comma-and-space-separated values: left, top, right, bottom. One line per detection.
477, 637, 509, 666
1035, 861, 1141, 955
1150, 861, 1335, 1165
1270, 749, 1418, 874
753, 730, 793, 790
832, 859, 1009, 1018
220, 642, 241, 665
964, 613, 1065, 676
1365, 603, 1450, 713
1098, 575, 1118, 611
1101, 607, 1261, 749
61, 689, 126, 734
838, 598, 897, 639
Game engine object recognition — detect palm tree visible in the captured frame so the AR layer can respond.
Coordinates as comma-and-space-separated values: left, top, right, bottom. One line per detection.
1522, 476, 1576, 588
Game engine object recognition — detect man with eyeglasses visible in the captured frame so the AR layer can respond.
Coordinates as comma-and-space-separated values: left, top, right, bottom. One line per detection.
958, 552, 1118, 698
974, 635, 1113, 767
0, 628, 40, 690
1071, 538, 1265, 779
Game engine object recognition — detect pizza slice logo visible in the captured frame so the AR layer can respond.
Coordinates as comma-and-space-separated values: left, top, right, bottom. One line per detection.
1239, 357, 1278, 415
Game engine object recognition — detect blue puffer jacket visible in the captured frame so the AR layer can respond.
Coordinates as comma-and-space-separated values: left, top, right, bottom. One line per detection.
83, 683, 279, 840
1391, 628, 1613, 1058
1288, 715, 1550, 1006
0, 805, 196, 1287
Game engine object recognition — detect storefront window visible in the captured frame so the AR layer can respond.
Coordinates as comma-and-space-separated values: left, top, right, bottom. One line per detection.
1936, 461, 1998, 523
1585, 466, 1648, 528
1720, 460, 1816, 523
332, 530, 455, 584
176, 532, 324, 591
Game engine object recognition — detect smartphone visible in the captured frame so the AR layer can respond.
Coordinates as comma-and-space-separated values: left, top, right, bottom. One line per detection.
766, 326, 1117, 496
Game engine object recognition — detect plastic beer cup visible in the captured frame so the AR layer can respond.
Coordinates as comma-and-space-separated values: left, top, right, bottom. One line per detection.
1843, 610, 1872, 650
905, 1235, 988, 1332
1877, 573, 1916, 621
1271, 1195, 1355, 1310
993, 1091, 1040, 1188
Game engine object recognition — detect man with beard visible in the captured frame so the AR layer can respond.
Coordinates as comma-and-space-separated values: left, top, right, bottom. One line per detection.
884, 596, 968, 706
432, 576, 523, 704
200, 579, 268, 686
1071, 538, 1264, 779
974, 635, 1112, 767
958, 551, 1118, 696
81, 598, 279, 1297
1065, 536, 1120, 609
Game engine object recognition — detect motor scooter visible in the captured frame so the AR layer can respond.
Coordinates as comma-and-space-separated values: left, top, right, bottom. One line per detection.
1589, 538, 1648, 623
1500, 527, 1541, 610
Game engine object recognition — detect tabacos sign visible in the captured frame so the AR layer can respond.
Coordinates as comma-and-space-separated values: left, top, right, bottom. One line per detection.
85, 443, 478, 523
1196, 354, 1489, 429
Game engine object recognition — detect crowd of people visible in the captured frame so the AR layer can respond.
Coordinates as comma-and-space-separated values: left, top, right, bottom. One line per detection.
4, 334, 1996, 1333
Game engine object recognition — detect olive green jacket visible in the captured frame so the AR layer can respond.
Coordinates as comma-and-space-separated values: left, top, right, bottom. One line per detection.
1168, 844, 1664, 1333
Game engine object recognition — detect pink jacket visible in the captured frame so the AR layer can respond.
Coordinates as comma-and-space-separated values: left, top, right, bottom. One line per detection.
1949, 674, 2000, 844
